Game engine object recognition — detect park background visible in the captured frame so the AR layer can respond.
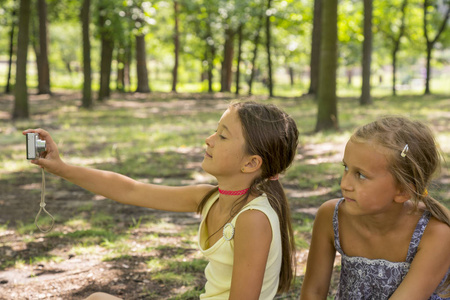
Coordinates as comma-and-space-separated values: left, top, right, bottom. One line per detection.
0, 0, 449, 299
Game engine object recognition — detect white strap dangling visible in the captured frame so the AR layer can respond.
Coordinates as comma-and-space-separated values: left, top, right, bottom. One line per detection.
35, 168, 54, 233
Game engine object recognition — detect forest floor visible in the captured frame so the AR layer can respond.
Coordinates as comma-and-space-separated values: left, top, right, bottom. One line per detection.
0, 91, 448, 299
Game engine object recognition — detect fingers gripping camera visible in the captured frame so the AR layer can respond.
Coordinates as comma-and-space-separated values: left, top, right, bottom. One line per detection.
26, 133, 47, 160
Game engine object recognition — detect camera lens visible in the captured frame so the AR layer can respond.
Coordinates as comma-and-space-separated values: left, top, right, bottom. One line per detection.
36, 139, 46, 153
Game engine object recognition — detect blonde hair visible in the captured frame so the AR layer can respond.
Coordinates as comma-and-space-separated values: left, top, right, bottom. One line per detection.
351, 115, 449, 296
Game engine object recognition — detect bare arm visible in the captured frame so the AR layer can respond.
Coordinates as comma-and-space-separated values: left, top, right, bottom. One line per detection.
229, 210, 272, 300
300, 200, 338, 300
389, 218, 450, 300
23, 129, 213, 212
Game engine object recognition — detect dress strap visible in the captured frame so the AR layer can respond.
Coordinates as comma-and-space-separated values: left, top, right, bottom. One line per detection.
405, 211, 431, 263
333, 198, 345, 255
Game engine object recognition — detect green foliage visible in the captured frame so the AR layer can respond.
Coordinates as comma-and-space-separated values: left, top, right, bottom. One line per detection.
16, 220, 39, 235
90, 211, 114, 228
168, 287, 206, 300
167, 258, 208, 273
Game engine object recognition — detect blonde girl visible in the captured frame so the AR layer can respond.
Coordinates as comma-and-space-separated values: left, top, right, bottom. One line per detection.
300, 116, 450, 299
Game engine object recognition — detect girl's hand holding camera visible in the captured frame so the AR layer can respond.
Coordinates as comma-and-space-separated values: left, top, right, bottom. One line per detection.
23, 129, 65, 176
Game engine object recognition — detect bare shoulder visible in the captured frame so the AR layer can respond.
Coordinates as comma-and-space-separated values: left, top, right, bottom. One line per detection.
320, 198, 340, 209
316, 198, 340, 219
233, 209, 272, 252
417, 215, 450, 267
311, 198, 340, 239
235, 209, 270, 230
422, 216, 450, 244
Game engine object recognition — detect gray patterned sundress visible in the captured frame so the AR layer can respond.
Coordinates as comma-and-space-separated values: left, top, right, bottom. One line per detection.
333, 198, 449, 299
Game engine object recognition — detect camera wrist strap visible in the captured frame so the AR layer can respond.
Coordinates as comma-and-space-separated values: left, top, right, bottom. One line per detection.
35, 168, 55, 233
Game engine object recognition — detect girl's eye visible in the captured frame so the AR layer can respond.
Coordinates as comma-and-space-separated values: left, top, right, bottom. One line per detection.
214, 129, 226, 140
358, 172, 367, 180
342, 164, 348, 172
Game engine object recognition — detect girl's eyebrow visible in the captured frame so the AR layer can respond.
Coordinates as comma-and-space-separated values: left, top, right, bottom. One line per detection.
342, 158, 372, 175
218, 123, 232, 136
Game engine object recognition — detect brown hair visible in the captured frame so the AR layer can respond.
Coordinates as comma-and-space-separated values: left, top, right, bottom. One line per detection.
198, 101, 299, 293
351, 115, 449, 296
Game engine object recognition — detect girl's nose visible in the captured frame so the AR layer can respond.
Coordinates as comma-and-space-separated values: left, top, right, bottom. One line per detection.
205, 133, 214, 148
340, 173, 353, 191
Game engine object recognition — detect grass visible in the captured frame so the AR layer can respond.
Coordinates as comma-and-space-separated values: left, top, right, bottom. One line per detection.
0, 91, 449, 298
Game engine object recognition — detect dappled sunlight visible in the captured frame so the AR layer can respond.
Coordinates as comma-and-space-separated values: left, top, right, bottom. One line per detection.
191, 171, 216, 184
18, 182, 41, 190
0, 92, 448, 298
301, 142, 345, 163
436, 133, 450, 152
287, 186, 334, 201
0, 160, 31, 174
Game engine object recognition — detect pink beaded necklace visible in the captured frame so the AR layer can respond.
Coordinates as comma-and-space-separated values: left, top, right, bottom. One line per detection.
218, 187, 249, 196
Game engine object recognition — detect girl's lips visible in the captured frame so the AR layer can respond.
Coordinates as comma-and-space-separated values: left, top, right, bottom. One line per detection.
205, 152, 212, 158
344, 197, 356, 202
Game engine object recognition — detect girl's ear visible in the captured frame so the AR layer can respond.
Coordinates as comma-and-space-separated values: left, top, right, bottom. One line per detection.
394, 192, 410, 204
243, 155, 263, 173
394, 184, 413, 204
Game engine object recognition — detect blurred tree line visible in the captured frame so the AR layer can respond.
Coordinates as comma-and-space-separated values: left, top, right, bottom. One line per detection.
0, 0, 449, 131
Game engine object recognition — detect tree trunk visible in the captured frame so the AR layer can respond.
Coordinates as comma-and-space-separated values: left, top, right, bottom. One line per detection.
5, 8, 16, 94
36, 0, 50, 94
13, 0, 31, 119
346, 68, 352, 86
124, 34, 132, 92
220, 27, 234, 92
265, 0, 274, 97
315, 0, 338, 132
248, 10, 264, 96
235, 23, 243, 95
80, 0, 92, 108
392, 48, 398, 96
171, 0, 179, 92
391, 0, 408, 96
288, 66, 294, 86
360, 0, 372, 105
116, 49, 125, 92
98, 36, 114, 101
289, 67, 295, 87
423, 0, 450, 95
135, 34, 150, 93
424, 42, 432, 94
308, 0, 322, 96
207, 44, 215, 93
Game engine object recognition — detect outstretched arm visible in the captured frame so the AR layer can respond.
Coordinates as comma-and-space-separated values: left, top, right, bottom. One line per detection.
389, 218, 450, 300
23, 129, 213, 212
300, 199, 337, 300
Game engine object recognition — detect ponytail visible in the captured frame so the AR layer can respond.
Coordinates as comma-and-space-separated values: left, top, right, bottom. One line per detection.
421, 195, 450, 227
253, 179, 296, 293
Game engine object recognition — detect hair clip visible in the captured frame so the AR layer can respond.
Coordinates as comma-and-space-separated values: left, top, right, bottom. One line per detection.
401, 144, 409, 158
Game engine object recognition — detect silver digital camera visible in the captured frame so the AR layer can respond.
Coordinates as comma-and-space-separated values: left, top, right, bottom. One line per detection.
26, 133, 47, 160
